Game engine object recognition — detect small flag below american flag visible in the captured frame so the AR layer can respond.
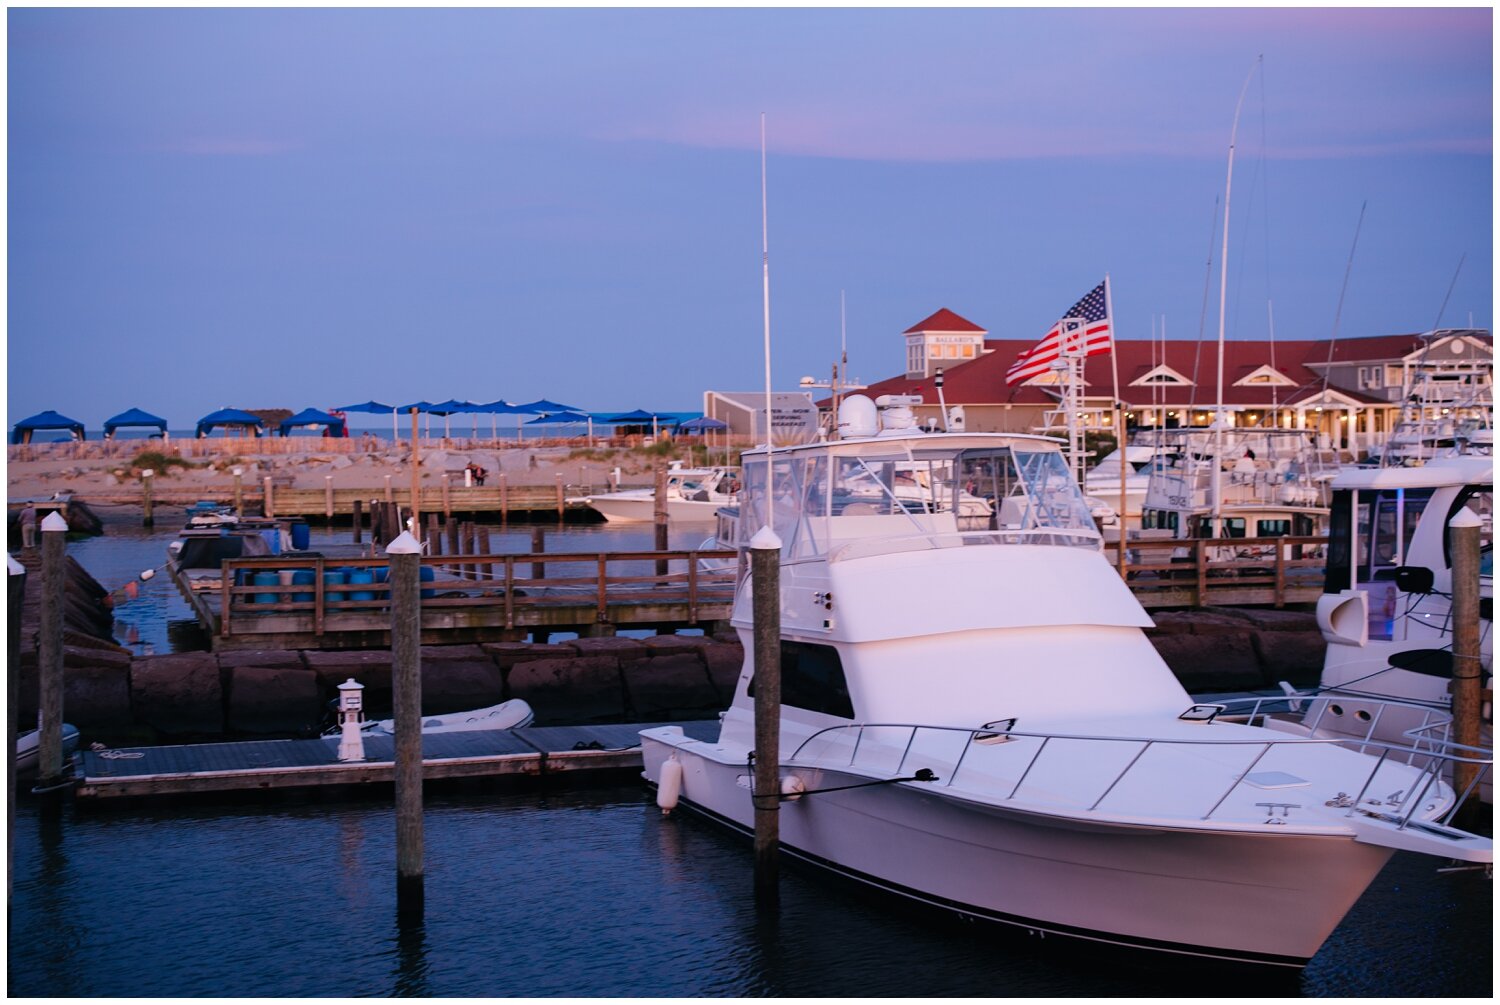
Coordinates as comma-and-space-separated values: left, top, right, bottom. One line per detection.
1005, 279, 1112, 386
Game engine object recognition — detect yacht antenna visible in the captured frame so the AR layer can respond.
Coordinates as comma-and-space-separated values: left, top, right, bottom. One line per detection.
1212, 56, 1261, 536
835, 290, 848, 438
760, 113, 774, 532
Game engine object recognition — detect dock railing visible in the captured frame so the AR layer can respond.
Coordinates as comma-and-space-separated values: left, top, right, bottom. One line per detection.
1115, 534, 1326, 608
217, 548, 739, 639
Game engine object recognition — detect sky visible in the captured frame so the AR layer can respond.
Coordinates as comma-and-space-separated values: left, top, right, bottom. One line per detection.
6, 7, 1493, 428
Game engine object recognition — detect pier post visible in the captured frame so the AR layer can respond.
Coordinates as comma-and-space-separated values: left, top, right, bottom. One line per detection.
499, 473, 509, 525
232, 467, 243, 517
477, 525, 492, 583
352, 498, 363, 544
654, 463, 669, 577
263, 476, 275, 519
325, 476, 334, 521
555, 473, 565, 522
426, 515, 442, 557
1448, 509, 1484, 800
446, 515, 460, 567
384, 474, 394, 506
9, 555, 27, 902
442, 475, 451, 521
36, 512, 69, 792
531, 526, 546, 581
750, 525, 783, 908
387, 530, 425, 920
141, 469, 155, 527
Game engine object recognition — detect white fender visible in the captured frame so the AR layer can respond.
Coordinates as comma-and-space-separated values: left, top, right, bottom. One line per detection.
656, 754, 683, 815
780, 775, 807, 803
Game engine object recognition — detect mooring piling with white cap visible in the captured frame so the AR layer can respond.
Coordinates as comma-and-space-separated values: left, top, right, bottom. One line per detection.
36, 511, 70, 791
387, 529, 425, 920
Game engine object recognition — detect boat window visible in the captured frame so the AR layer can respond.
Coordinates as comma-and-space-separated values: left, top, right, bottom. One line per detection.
1012, 449, 1097, 531
746, 641, 854, 719
1257, 519, 1292, 537
1357, 488, 1435, 582
1221, 518, 1246, 539
1442, 486, 1493, 570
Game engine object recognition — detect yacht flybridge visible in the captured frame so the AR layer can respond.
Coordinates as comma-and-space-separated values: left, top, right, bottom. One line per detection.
641, 394, 1490, 969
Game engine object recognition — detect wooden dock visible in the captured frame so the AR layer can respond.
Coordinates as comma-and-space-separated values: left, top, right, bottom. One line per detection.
172, 549, 739, 650
74, 720, 720, 801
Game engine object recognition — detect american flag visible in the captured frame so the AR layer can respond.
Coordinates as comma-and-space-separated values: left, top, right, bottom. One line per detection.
1004, 279, 1112, 386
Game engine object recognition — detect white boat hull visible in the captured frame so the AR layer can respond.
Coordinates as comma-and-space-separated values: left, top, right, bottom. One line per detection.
363, 699, 534, 736
579, 494, 725, 523
642, 733, 1392, 967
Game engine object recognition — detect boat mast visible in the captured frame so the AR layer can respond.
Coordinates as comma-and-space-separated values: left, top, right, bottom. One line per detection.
1212, 56, 1261, 538
760, 113, 774, 532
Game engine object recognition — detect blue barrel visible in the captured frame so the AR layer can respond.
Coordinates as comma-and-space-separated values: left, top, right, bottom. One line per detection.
290, 568, 316, 604
420, 564, 436, 599
290, 522, 311, 551
252, 571, 280, 605
349, 569, 376, 604
323, 569, 346, 606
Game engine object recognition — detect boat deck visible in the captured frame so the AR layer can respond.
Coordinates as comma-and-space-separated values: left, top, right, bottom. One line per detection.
74, 720, 720, 801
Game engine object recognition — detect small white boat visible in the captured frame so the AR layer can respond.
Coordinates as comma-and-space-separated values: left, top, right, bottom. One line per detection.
358, 698, 534, 736
642, 394, 1491, 970
572, 464, 738, 523
17, 724, 80, 777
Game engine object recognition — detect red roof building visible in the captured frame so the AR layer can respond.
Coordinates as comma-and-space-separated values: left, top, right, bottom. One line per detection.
838, 313, 1492, 453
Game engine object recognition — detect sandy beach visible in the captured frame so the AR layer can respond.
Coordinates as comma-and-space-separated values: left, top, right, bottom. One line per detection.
6, 439, 731, 505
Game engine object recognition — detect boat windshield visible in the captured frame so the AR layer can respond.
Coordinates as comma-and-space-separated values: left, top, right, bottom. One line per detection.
738, 442, 1099, 559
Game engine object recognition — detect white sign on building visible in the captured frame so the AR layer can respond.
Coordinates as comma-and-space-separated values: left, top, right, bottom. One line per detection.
702, 391, 820, 444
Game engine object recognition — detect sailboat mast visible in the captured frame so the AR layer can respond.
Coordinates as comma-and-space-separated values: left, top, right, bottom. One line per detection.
1212, 57, 1261, 536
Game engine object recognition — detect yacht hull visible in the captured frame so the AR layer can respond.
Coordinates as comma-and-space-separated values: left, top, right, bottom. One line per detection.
642, 735, 1392, 968
580, 494, 724, 523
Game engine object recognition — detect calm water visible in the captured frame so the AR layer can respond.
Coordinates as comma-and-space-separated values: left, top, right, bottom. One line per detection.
8, 787, 1492, 998
12, 511, 1493, 996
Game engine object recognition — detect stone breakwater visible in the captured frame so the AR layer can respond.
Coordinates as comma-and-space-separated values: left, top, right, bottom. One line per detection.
14, 607, 1329, 745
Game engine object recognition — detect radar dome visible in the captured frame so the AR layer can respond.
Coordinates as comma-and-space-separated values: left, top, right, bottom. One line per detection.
837, 395, 878, 439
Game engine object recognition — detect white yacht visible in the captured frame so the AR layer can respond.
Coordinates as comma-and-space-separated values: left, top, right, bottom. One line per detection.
1139, 428, 1335, 551
1311, 455, 1492, 752
1082, 444, 1155, 529
572, 464, 738, 523
641, 395, 1490, 969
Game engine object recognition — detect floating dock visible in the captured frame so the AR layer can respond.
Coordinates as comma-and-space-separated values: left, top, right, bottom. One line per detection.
74, 720, 720, 801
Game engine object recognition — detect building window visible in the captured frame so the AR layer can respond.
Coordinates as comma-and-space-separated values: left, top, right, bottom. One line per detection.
962, 344, 976, 358
1358, 366, 1383, 390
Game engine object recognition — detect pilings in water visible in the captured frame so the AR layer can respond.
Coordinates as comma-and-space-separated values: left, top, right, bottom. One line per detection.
35, 514, 68, 791
749, 525, 782, 908
1448, 510, 1484, 801
387, 531, 425, 920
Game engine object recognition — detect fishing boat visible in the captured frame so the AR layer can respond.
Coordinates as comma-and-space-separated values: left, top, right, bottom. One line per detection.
17, 724, 80, 778
640, 394, 1490, 968
572, 464, 739, 523
1309, 454, 1491, 757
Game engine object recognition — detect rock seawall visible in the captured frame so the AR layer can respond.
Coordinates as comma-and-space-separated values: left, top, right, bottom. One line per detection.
14, 609, 1327, 743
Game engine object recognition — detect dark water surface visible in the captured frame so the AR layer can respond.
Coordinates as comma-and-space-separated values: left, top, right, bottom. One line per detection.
15, 511, 1492, 997
8, 786, 1492, 998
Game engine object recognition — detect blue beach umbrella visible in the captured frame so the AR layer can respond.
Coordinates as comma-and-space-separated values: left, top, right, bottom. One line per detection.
279, 408, 348, 438
525, 410, 594, 446
335, 400, 400, 441
11, 409, 87, 444
102, 407, 169, 440
195, 408, 264, 439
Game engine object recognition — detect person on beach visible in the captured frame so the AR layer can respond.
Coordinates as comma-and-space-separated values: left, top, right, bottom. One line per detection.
19, 504, 38, 549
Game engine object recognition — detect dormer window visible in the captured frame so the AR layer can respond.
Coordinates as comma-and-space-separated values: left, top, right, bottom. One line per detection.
1233, 364, 1297, 388
1129, 365, 1194, 387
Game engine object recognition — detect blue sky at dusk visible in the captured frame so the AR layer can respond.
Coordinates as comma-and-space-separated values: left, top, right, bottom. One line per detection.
7, 8, 1492, 428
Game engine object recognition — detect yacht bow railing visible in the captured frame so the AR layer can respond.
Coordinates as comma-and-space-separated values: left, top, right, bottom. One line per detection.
786, 699, 1490, 830
826, 527, 1102, 564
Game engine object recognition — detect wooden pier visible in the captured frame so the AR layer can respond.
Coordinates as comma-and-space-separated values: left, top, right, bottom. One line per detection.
172, 549, 739, 651
73, 720, 719, 801
1113, 535, 1327, 609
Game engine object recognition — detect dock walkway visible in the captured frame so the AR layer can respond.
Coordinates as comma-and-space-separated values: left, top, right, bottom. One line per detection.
74, 720, 719, 801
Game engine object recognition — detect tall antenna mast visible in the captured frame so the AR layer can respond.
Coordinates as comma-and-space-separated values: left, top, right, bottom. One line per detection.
760, 113, 774, 532
1212, 56, 1261, 536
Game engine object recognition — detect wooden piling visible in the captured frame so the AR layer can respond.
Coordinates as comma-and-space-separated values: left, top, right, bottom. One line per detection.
325, 476, 334, 521
387, 534, 425, 920
141, 470, 155, 527
555, 473, 565, 522
232, 470, 244, 517
750, 527, 782, 907
1449, 510, 1484, 799
477, 525, 492, 583
384, 474, 394, 506
263, 476, 275, 519
426, 515, 442, 557
352, 498, 363, 544
8, 557, 26, 901
446, 515, 460, 567
36, 517, 67, 790
462, 522, 476, 581
531, 526, 546, 581
442, 476, 451, 521
499, 473, 509, 525
655, 463, 669, 577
